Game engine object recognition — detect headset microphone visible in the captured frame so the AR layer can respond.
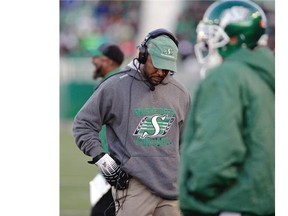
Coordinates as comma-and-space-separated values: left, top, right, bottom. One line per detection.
136, 28, 178, 91
144, 81, 155, 91
132, 58, 155, 91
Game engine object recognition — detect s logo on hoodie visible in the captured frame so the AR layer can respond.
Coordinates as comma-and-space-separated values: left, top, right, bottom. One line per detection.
133, 114, 175, 139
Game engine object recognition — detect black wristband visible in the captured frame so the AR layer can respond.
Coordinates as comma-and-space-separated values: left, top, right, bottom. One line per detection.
87, 152, 105, 164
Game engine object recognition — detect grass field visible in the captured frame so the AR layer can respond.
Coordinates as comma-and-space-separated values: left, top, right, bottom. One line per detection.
60, 121, 99, 216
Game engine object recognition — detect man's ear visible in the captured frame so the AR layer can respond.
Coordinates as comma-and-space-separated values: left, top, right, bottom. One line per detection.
229, 36, 238, 45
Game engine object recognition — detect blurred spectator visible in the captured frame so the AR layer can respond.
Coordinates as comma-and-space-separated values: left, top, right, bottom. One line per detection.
88, 43, 125, 216
60, 0, 142, 58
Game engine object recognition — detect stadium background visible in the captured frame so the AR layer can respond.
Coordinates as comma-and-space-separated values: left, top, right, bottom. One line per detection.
60, 1, 275, 215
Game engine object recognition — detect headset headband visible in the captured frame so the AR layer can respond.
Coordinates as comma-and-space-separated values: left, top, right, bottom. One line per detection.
138, 28, 178, 64
141, 28, 179, 47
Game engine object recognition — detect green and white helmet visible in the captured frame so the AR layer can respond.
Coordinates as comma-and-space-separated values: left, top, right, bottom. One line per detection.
195, 0, 267, 64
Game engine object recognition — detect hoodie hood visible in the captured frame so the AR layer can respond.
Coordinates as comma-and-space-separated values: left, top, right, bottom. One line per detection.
227, 46, 275, 92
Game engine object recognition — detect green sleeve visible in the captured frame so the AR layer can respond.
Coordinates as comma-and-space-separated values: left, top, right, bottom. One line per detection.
181, 69, 246, 200
99, 125, 109, 153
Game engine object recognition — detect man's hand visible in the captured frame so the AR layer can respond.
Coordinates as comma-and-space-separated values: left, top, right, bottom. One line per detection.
94, 153, 130, 190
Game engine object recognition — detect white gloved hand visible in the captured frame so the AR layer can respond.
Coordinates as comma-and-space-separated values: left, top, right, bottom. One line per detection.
93, 153, 130, 190
95, 153, 119, 175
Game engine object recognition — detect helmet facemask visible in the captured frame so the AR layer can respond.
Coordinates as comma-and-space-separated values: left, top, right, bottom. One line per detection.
194, 21, 230, 65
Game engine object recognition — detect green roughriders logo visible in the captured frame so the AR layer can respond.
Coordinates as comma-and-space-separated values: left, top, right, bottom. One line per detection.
133, 114, 175, 139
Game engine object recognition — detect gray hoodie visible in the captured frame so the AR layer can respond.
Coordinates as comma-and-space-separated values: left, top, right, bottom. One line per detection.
73, 60, 191, 199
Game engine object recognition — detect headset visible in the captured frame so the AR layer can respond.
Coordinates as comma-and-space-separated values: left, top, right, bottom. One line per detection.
138, 28, 179, 64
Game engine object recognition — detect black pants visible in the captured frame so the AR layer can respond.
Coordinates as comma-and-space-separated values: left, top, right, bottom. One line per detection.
90, 188, 115, 216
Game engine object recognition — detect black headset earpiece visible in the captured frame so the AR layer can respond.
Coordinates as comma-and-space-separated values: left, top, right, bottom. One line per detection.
138, 28, 179, 64
138, 43, 148, 64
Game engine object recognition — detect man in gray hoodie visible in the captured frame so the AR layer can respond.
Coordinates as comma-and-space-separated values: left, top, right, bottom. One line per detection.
73, 28, 191, 216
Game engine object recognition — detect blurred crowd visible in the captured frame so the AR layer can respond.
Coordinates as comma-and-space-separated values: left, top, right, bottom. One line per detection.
60, 0, 274, 61
60, 0, 142, 58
